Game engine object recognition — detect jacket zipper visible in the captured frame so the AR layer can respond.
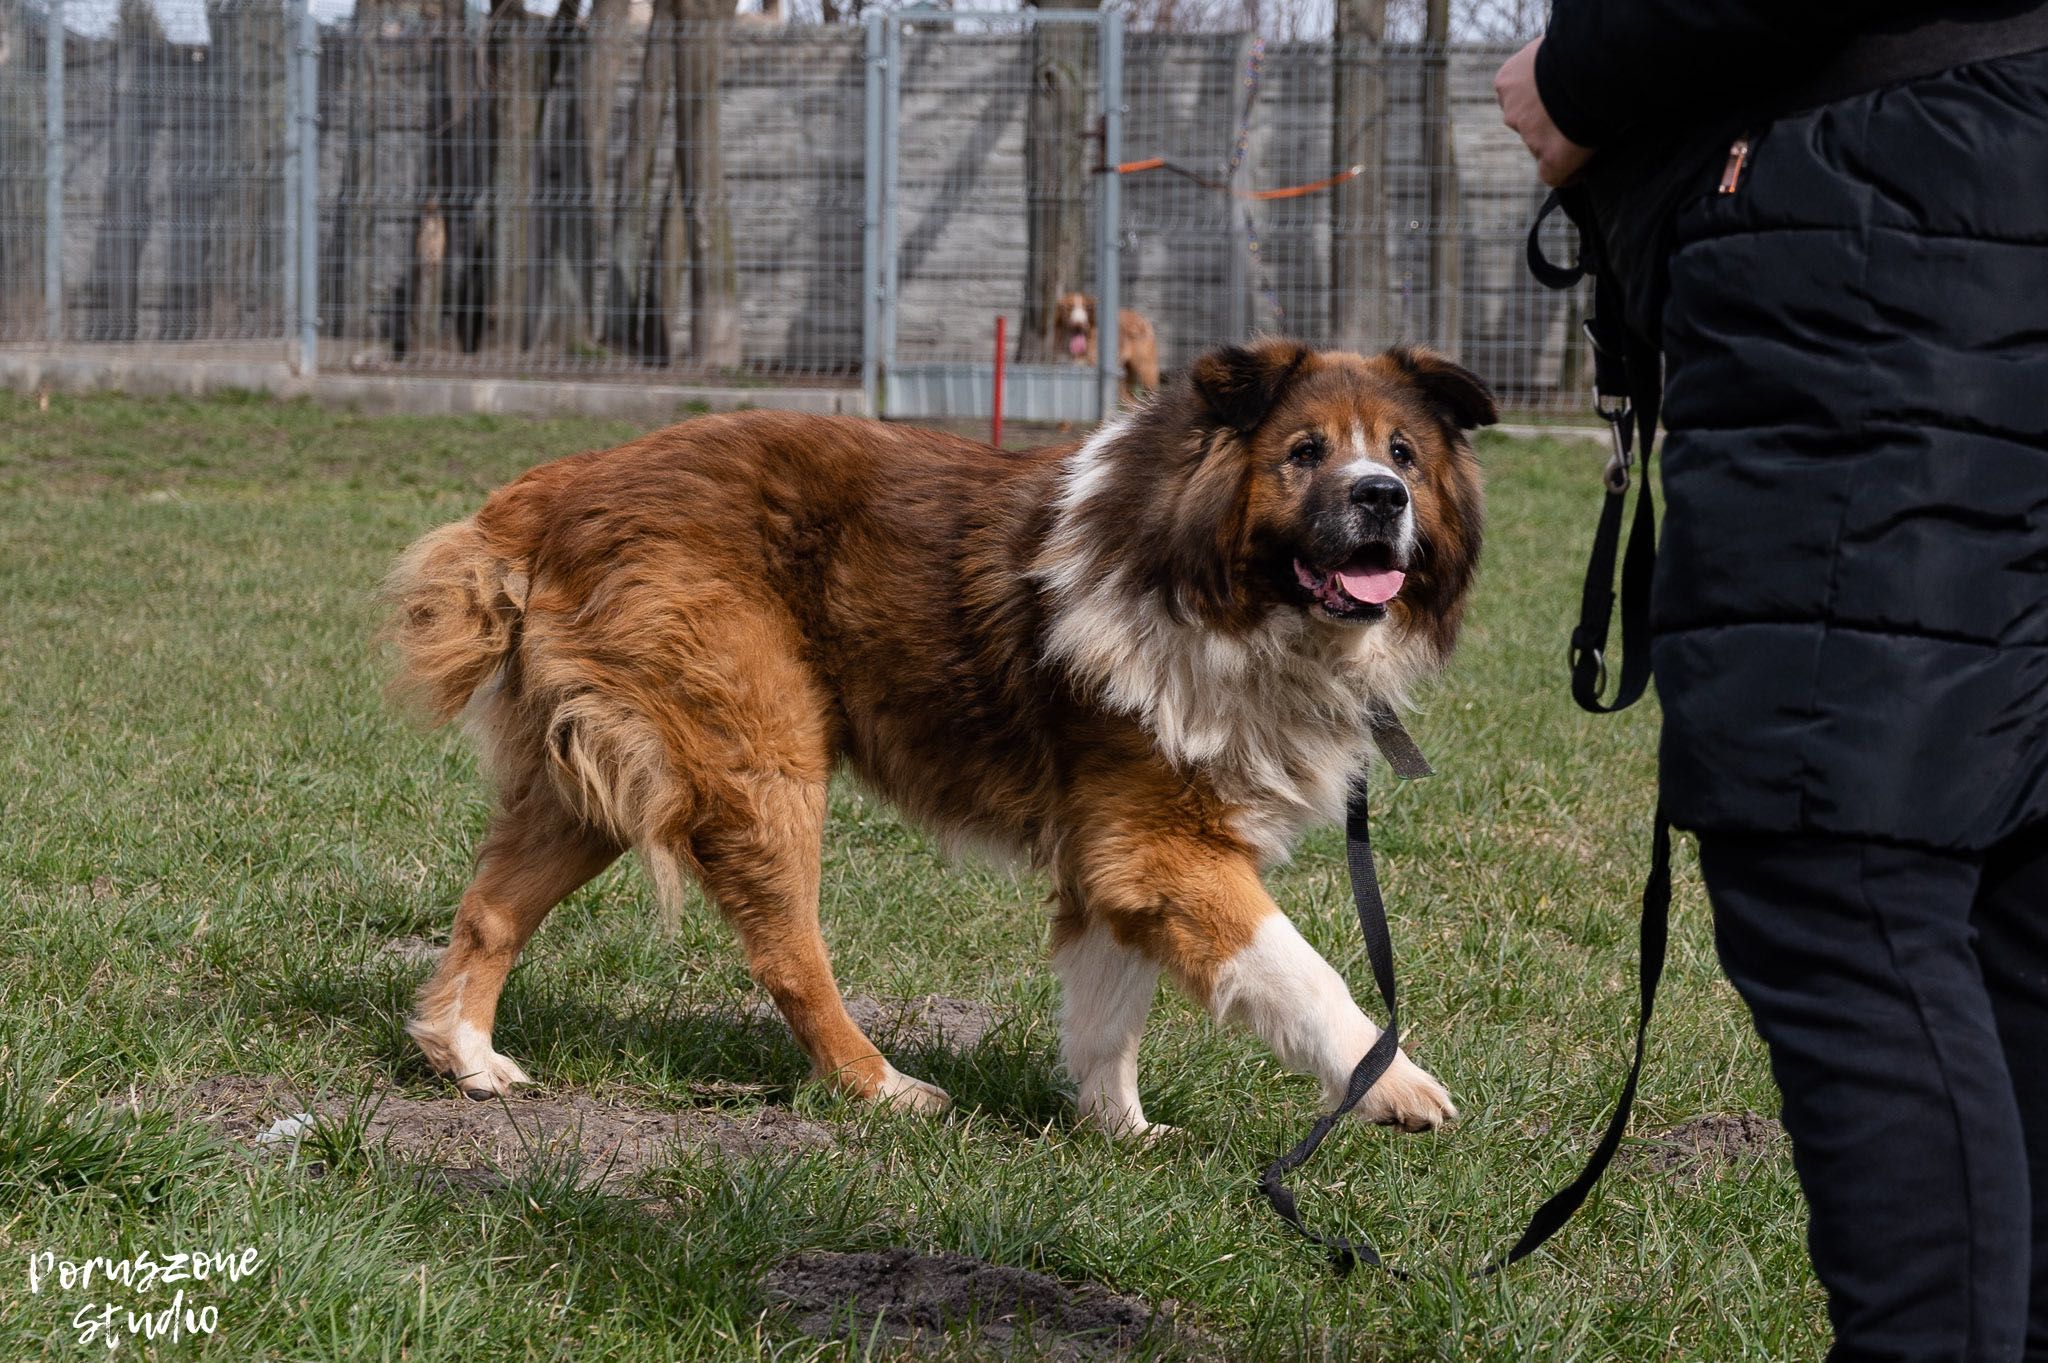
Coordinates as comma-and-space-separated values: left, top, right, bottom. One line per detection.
1718, 135, 1753, 194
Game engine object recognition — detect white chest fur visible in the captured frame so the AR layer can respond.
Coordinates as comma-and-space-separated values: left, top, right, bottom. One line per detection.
1045, 580, 1423, 863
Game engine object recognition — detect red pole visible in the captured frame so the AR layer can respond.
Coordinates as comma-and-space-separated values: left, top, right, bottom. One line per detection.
992, 315, 1006, 448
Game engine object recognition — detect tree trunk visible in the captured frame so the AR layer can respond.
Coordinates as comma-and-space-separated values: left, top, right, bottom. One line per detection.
84, 0, 166, 341
604, 0, 676, 361
1328, 0, 1385, 352
328, 0, 388, 350
579, 0, 628, 350
487, 0, 538, 357
674, 0, 739, 368
411, 0, 487, 358
160, 25, 207, 339
0, 0, 47, 338
525, 0, 592, 356
196, 0, 286, 340
1019, 0, 1092, 362
1421, 0, 1460, 350
409, 0, 467, 356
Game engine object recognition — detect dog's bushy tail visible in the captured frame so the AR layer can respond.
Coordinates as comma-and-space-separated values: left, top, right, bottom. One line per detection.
380, 517, 525, 725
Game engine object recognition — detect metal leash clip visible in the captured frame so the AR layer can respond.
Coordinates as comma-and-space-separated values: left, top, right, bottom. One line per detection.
1582, 318, 1634, 494
1598, 403, 1632, 493
1568, 636, 1610, 698
1591, 385, 1632, 494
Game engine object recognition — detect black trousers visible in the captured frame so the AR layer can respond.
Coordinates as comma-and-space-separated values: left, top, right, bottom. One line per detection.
1699, 823, 2048, 1362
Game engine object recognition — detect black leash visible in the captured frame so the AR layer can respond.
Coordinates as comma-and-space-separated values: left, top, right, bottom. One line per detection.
1256, 716, 1424, 1275
1531, 188, 1664, 716
1260, 194, 1675, 1272
1257, 712, 1672, 1275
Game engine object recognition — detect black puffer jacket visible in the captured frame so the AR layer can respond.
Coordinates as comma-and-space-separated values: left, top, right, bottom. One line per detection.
1538, 5, 2048, 852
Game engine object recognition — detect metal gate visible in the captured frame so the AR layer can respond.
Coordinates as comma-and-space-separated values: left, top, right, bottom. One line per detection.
862, 5, 1123, 424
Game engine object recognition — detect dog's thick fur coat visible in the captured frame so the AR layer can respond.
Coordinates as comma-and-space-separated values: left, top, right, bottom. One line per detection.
383, 340, 1492, 1136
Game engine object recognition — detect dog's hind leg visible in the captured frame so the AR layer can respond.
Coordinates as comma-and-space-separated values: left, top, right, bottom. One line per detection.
685, 774, 951, 1113
1050, 903, 1171, 1141
408, 786, 620, 1099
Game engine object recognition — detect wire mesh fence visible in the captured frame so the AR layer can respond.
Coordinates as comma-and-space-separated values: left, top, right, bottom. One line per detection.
315, 17, 865, 378
888, 20, 1103, 371
0, 0, 295, 347
0, 0, 1592, 411
1114, 35, 1586, 409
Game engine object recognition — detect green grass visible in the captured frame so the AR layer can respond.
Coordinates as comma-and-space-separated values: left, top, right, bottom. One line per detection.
0, 392, 1820, 1360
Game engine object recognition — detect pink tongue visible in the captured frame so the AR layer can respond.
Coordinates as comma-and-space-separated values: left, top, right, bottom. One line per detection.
1337, 568, 1405, 605
1068, 332, 1088, 357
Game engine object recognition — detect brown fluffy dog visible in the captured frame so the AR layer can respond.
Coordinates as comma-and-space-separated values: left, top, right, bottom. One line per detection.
383, 339, 1492, 1138
1056, 291, 1162, 399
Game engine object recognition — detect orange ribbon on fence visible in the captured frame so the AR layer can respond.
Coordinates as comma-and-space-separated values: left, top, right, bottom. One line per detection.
1108, 158, 1366, 201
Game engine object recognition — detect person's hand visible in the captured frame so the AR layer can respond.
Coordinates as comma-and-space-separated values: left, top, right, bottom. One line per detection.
1494, 38, 1594, 188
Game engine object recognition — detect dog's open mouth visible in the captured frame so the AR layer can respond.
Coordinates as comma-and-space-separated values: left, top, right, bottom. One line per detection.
1294, 544, 1405, 620
1067, 330, 1088, 357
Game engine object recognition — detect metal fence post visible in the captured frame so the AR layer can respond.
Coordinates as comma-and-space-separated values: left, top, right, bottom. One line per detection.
295, 0, 319, 374
1094, 7, 1122, 422
861, 12, 884, 416
283, 4, 299, 359
43, 0, 64, 344
878, 15, 902, 414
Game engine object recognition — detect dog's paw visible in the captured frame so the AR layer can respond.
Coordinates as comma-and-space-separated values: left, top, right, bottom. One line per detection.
875, 1064, 952, 1114
1348, 1054, 1456, 1133
1108, 1119, 1182, 1145
408, 1018, 532, 1100
452, 1049, 534, 1102
1076, 1107, 1181, 1144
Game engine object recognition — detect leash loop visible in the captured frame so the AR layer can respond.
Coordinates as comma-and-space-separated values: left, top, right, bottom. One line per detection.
1525, 189, 1587, 289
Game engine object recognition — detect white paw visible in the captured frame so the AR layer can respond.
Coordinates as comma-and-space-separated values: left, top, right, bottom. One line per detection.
408, 1018, 532, 1100
875, 1063, 952, 1114
1344, 1053, 1457, 1133
1074, 1096, 1179, 1144
1087, 1113, 1181, 1145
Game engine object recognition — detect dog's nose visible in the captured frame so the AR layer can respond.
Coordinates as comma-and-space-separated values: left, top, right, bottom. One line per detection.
1350, 475, 1409, 512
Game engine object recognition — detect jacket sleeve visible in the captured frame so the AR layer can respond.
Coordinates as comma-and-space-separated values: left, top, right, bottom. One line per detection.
1534, 2, 1914, 148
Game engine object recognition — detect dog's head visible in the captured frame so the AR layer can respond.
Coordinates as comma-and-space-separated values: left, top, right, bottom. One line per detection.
1082, 338, 1491, 657
1054, 291, 1096, 359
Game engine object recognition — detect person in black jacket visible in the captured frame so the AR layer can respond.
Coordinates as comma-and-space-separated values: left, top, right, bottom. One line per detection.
1497, 6, 2048, 1361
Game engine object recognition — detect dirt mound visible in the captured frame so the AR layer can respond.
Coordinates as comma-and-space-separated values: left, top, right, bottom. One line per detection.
763, 1248, 1205, 1361
375, 935, 445, 966
839, 995, 1003, 1053
1641, 1112, 1783, 1175
173, 1075, 833, 1189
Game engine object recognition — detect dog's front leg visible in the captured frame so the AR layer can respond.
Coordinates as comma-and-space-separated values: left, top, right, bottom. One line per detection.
1075, 834, 1454, 1134
1050, 915, 1172, 1141
1207, 911, 1456, 1132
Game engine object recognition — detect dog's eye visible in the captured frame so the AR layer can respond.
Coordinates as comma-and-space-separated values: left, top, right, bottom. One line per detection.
1287, 435, 1325, 468
1389, 436, 1417, 468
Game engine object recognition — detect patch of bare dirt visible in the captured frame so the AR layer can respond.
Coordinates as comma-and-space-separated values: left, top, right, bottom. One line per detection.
732, 993, 1001, 1054
172, 1075, 833, 1190
375, 935, 445, 966
762, 1249, 1209, 1361
363, 942, 1001, 1046
1640, 1112, 1783, 1175
358, 949, 1003, 1060
841, 995, 1003, 1053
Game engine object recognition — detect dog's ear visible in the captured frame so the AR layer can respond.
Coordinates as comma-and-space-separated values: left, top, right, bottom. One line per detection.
1189, 339, 1312, 435
1148, 434, 1253, 625
1388, 346, 1497, 431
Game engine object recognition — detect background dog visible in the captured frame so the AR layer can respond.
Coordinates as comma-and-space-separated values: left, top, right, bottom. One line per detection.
1055, 291, 1161, 399
382, 339, 1492, 1138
